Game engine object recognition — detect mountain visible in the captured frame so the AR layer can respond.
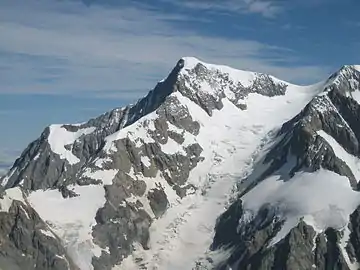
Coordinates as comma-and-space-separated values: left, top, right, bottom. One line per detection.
0, 57, 359, 270
207, 65, 360, 270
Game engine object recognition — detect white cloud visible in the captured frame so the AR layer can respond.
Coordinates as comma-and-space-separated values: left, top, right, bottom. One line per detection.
244, 0, 281, 17
161, 0, 336, 18
0, 0, 330, 99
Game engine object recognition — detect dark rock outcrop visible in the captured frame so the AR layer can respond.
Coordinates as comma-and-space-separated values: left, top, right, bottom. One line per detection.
0, 195, 76, 270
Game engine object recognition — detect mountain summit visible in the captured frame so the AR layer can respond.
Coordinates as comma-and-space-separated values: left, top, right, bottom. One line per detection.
1, 57, 360, 270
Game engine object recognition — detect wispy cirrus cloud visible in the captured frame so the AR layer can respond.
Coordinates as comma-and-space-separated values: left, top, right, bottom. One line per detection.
155, 0, 337, 18
157, 0, 283, 18
0, 0, 330, 100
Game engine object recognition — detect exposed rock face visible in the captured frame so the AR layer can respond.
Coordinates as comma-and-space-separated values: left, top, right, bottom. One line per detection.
178, 62, 287, 113
1, 60, 183, 191
211, 198, 355, 270
348, 206, 360, 265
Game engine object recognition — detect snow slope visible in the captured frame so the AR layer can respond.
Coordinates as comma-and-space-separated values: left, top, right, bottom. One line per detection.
48, 125, 96, 165
28, 185, 108, 270
243, 169, 360, 246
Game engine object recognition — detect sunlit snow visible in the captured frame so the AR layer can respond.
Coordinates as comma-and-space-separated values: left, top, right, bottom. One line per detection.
28, 185, 106, 270
243, 169, 360, 246
0, 187, 25, 213
48, 125, 95, 165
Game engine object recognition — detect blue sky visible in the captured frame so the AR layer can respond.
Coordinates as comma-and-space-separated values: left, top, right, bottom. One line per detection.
0, 0, 359, 169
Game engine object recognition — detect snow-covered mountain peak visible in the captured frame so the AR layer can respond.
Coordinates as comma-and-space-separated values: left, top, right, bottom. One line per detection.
180, 56, 257, 87
174, 56, 293, 115
179, 56, 200, 69
179, 56, 289, 89
0, 55, 326, 270
327, 64, 360, 86
3, 56, 360, 270
322, 64, 360, 106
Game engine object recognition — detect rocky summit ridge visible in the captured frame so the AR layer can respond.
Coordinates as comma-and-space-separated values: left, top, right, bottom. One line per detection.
0, 57, 360, 270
